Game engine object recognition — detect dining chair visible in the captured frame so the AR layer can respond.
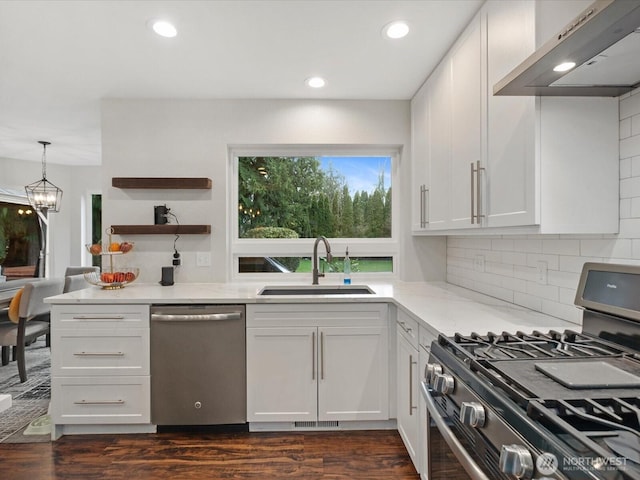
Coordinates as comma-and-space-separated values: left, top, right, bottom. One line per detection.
64, 266, 100, 277
64, 273, 92, 293
0, 278, 64, 382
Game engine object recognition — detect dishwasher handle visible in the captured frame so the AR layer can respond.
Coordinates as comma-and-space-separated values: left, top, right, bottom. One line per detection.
151, 312, 242, 322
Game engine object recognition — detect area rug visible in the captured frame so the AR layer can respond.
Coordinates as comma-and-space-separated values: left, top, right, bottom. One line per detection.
0, 339, 51, 443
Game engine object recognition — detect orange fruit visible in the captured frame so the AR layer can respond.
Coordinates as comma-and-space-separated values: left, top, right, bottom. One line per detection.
109, 242, 121, 252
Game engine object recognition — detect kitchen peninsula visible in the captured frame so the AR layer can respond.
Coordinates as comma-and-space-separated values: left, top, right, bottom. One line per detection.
45, 280, 579, 443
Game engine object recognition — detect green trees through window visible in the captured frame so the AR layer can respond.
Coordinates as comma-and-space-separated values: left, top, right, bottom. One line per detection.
238, 156, 392, 239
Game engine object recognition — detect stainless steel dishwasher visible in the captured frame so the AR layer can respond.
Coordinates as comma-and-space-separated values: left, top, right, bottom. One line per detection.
150, 304, 246, 426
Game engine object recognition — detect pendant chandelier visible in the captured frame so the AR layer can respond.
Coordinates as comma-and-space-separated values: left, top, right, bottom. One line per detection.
25, 140, 63, 212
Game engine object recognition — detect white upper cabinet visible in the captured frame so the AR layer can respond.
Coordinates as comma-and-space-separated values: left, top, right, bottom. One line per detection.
411, 0, 619, 235
412, 13, 482, 232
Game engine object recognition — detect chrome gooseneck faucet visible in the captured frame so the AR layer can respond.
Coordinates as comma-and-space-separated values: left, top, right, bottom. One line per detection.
312, 236, 333, 285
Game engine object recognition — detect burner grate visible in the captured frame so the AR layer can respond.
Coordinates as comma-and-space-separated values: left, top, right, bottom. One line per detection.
451, 330, 628, 360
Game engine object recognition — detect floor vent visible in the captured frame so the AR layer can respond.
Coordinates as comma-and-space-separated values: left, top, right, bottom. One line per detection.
294, 421, 339, 429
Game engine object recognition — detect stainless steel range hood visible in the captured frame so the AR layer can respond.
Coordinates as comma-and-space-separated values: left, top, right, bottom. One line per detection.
494, 0, 640, 96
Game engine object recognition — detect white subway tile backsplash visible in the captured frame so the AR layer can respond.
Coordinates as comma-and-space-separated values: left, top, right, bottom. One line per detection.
620, 176, 640, 198
620, 91, 640, 119
501, 251, 527, 266
621, 198, 632, 219
619, 219, 640, 239
547, 270, 580, 289
580, 239, 632, 258
491, 238, 514, 251
558, 286, 578, 306
514, 264, 537, 282
558, 255, 603, 273
620, 117, 631, 139
445, 94, 640, 324
631, 155, 640, 177
486, 261, 514, 277
542, 239, 580, 255
633, 116, 640, 137
514, 239, 543, 253
525, 253, 559, 270
526, 282, 559, 302
631, 198, 640, 218
621, 134, 640, 160
620, 157, 632, 178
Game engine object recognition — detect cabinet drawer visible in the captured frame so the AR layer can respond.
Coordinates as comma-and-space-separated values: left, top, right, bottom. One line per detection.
419, 324, 438, 351
52, 329, 149, 376
51, 376, 150, 424
52, 304, 149, 329
396, 310, 419, 349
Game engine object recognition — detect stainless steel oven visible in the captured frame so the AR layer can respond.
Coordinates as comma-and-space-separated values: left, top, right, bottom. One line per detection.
420, 359, 567, 480
419, 262, 640, 480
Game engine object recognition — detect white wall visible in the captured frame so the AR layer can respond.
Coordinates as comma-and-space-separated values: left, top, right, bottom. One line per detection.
0, 157, 101, 278
446, 88, 640, 324
101, 99, 446, 284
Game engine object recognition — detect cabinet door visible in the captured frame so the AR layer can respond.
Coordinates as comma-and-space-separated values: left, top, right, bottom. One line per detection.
411, 82, 430, 232
318, 326, 389, 422
397, 327, 420, 469
485, 0, 537, 228
426, 61, 452, 229
450, 13, 482, 229
246, 327, 317, 422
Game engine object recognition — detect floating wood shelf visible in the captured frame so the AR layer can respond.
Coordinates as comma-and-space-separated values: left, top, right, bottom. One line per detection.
111, 225, 211, 235
112, 177, 212, 189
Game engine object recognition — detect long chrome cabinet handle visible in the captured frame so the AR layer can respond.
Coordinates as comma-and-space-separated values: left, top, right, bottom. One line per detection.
151, 312, 242, 322
71, 315, 126, 320
471, 160, 485, 224
420, 382, 490, 480
476, 160, 484, 223
420, 184, 429, 228
320, 331, 325, 380
409, 354, 417, 415
73, 399, 125, 405
424, 187, 429, 226
73, 352, 125, 356
470, 162, 475, 224
312, 331, 316, 380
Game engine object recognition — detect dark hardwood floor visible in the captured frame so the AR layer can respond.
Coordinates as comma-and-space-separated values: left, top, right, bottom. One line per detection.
0, 429, 420, 479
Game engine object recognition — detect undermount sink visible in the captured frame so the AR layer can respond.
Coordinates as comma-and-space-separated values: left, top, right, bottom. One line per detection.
258, 285, 375, 296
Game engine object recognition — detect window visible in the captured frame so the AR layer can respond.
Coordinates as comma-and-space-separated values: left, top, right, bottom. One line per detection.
0, 199, 41, 280
231, 147, 399, 279
90, 194, 102, 268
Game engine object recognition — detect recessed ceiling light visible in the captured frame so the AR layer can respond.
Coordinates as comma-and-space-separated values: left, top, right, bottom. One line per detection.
553, 61, 576, 72
305, 77, 326, 88
383, 21, 409, 39
151, 20, 177, 38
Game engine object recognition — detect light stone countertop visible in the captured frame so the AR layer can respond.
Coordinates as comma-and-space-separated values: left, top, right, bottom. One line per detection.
45, 280, 582, 337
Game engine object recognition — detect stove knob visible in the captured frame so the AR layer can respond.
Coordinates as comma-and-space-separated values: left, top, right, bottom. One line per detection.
460, 402, 486, 428
425, 363, 442, 385
432, 373, 454, 394
499, 444, 534, 479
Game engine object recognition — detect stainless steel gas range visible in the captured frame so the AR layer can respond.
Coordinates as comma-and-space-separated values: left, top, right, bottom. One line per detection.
421, 262, 640, 480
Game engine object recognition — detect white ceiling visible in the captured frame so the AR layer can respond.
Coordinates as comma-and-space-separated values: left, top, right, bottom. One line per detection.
0, 0, 482, 166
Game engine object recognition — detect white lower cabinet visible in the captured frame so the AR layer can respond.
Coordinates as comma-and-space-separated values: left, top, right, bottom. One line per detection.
50, 304, 151, 438
246, 303, 389, 425
396, 310, 420, 471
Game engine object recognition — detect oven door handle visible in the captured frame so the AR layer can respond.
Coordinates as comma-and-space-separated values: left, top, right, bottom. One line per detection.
420, 381, 491, 480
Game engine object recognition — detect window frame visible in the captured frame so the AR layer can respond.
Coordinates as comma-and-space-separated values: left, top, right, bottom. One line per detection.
0, 188, 42, 281
229, 145, 401, 282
